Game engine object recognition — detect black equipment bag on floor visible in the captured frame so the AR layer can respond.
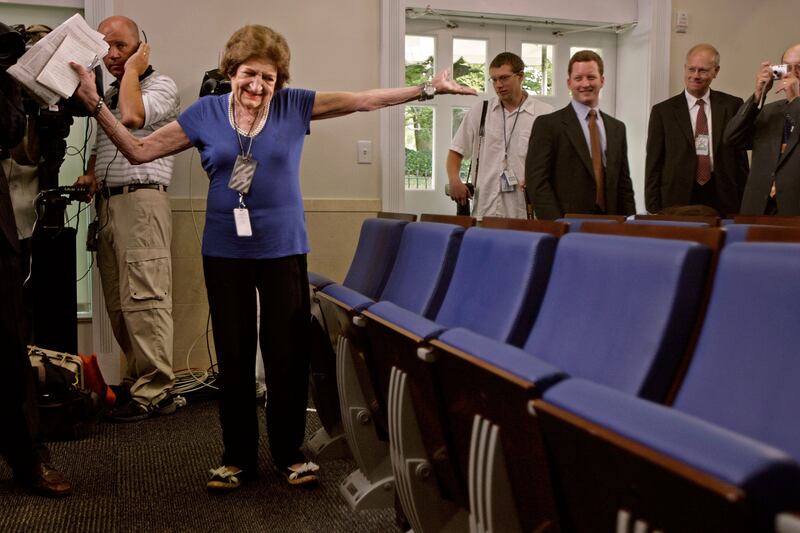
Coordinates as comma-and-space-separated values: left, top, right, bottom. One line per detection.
28, 347, 102, 440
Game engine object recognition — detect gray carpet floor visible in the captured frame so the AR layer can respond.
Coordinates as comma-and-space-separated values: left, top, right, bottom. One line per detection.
0, 399, 397, 532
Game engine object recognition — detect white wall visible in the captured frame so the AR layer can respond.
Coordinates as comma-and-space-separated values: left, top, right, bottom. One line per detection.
616, 0, 671, 213
415, 0, 638, 24
114, 0, 383, 201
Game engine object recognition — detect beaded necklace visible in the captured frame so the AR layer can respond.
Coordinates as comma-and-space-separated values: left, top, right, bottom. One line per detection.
228, 94, 270, 138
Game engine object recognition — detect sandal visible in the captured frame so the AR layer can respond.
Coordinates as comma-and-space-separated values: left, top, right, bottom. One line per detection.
284, 462, 320, 486
207, 465, 244, 492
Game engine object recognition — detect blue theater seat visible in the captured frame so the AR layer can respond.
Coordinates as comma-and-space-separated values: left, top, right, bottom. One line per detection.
626, 219, 710, 228
308, 216, 409, 295
361, 227, 557, 532
725, 224, 800, 245
537, 242, 800, 532
426, 232, 712, 532
318, 222, 465, 511
723, 223, 762, 245
555, 216, 621, 231
307, 217, 410, 460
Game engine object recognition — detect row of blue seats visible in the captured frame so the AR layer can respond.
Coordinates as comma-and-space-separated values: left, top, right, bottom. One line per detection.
309, 217, 800, 533
558, 215, 800, 246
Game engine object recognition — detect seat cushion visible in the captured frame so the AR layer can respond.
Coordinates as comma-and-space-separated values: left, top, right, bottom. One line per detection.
544, 378, 800, 524
437, 327, 565, 390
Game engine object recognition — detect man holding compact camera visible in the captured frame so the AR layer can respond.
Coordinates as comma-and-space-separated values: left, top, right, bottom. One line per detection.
447, 52, 552, 219
725, 43, 800, 215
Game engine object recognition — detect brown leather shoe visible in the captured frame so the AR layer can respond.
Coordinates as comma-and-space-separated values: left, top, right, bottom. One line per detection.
25, 463, 72, 497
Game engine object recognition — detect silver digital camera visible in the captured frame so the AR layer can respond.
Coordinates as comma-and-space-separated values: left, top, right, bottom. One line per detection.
771, 64, 788, 80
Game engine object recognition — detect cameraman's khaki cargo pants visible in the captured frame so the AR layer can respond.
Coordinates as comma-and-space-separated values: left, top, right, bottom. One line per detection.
96, 187, 174, 406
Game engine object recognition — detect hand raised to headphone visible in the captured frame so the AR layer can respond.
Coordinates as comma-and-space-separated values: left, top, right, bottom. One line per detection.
125, 42, 151, 77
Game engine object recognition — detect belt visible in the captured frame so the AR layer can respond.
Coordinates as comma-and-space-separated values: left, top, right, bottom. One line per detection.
101, 183, 168, 198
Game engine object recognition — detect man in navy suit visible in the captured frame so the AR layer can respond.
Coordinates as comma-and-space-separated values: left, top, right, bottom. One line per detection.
526, 50, 636, 220
645, 44, 749, 216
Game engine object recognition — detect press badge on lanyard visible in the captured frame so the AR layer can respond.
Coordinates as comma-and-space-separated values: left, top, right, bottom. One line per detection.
695, 134, 709, 156
230, 157, 256, 237
229, 154, 257, 194
500, 104, 522, 193
234, 194, 253, 237
229, 115, 258, 237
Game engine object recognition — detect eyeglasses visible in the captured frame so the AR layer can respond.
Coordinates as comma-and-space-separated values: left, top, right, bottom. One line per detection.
490, 73, 521, 85
685, 66, 715, 77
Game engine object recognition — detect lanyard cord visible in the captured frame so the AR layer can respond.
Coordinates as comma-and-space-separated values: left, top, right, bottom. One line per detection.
501, 94, 525, 163
232, 100, 258, 160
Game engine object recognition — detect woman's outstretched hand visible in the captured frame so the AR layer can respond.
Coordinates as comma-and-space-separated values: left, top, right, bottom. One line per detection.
69, 62, 100, 112
431, 68, 479, 96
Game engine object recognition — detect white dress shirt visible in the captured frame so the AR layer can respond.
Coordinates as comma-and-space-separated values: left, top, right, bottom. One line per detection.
451, 94, 553, 219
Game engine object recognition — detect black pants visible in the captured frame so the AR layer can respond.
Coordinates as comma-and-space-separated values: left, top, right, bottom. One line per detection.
691, 174, 721, 215
0, 247, 48, 481
203, 254, 311, 472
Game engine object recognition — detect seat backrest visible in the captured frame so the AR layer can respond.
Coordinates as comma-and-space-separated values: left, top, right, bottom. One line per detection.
434, 227, 556, 346
626, 219, 710, 228
342, 218, 409, 298
673, 243, 800, 460
377, 211, 417, 222
419, 213, 477, 228
722, 223, 760, 245
379, 222, 465, 318
479, 217, 569, 237
556, 217, 620, 231
746, 225, 800, 243
733, 215, 800, 226
524, 232, 711, 401
563, 213, 627, 222
634, 214, 720, 226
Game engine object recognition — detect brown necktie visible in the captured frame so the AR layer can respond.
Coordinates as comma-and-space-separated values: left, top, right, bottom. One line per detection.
695, 99, 711, 186
588, 109, 605, 211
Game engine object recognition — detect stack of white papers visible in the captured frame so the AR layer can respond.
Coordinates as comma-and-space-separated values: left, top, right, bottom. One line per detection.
8, 14, 109, 107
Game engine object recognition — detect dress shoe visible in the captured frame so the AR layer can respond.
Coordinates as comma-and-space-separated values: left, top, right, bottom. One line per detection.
24, 462, 72, 497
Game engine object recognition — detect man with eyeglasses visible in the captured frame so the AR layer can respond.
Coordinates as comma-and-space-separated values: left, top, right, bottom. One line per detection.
725, 43, 800, 215
526, 50, 636, 220
448, 52, 552, 219
74, 16, 180, 421
645, 44, 749, 217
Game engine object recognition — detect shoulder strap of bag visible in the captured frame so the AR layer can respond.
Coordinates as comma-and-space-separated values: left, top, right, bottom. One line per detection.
467, 100, 489, 185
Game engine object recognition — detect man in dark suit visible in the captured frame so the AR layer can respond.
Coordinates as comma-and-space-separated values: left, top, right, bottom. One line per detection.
725, 44, 800, 215
645, 44, 749, 216
526, 50, 636, 220
0, 33, 71, 497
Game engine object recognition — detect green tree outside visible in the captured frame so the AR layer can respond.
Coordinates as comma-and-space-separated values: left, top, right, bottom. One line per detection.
405, 56, 435, 189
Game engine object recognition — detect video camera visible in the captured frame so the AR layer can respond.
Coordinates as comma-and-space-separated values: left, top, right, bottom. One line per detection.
0, 21, 24, 70
1, 21, 103, 192
199, 68, 231, 97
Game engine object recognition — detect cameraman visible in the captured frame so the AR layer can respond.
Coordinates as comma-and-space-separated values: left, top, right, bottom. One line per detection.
0, 21, 71, 497
724, 43, 800, 215
74, 16, 180, 422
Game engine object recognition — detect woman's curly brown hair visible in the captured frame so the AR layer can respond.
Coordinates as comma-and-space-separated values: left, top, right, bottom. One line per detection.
220, 25, 291, 91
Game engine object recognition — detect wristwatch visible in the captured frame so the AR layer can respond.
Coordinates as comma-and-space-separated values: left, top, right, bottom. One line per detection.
418, 80, 436, 101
